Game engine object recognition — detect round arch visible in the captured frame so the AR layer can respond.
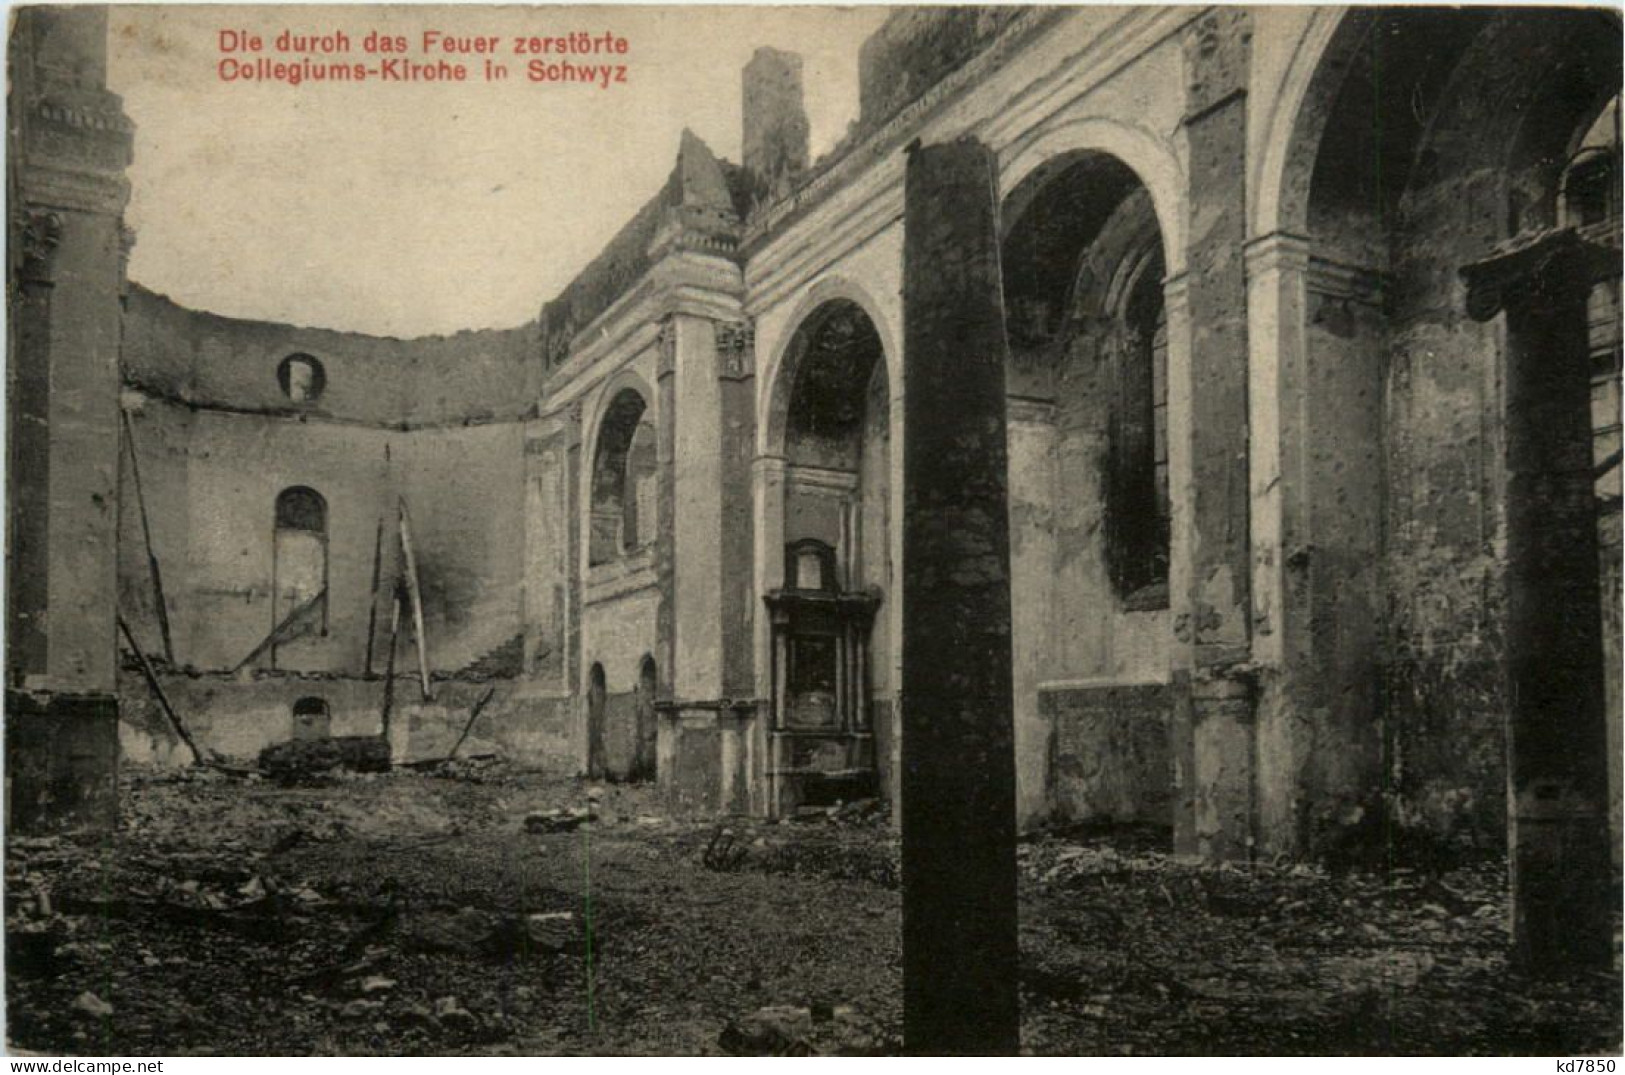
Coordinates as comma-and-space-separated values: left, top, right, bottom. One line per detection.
582, 368, 657, 469
999, 116, 1188, 276
1250, 6, 1358, 239
761, 276, 897, 458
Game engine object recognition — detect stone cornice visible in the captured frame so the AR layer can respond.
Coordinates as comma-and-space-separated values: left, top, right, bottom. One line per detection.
541, 247, 744, 404
16, 88, 134, 216
1007, 396, 1058, 425
121, 385, 537, 433
785, 463, 859, 493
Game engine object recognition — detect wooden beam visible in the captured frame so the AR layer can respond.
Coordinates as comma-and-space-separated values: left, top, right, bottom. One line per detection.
118, 612, 203, 765
230, 587, 325, 674
380, 585, 402, 740
446, 686, 497, 760
363, 515, 384, 677
397, 498, 432, 700
121, 409, 175, 665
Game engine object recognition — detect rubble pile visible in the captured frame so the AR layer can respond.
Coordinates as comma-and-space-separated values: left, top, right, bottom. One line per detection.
4, 770, 1618, 1055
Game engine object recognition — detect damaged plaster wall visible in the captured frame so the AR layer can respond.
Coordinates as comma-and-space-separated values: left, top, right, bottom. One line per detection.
115, 288, 562, 767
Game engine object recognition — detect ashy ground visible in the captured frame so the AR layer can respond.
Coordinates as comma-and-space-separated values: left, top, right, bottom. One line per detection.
5, 764, 1620, 1056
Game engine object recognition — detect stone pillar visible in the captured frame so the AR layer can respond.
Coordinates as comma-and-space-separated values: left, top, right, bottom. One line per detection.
1247, 234, 1390, 857
6, 8, 133, 832
715, 321, 758, 700
900, 138, 1019, 1055
522, 429, 567, 689
1173, 9, 1257, 860
1244, 233, 1314, 856
1007, 396, 1058, 829
667, 312, 756, 702
1462, 233, 1615, 971
751, 453, 787, 815
664, 312, 756, 812
565, 400, 585, 764
672, 314, 725, 701
655, 318, 679, 697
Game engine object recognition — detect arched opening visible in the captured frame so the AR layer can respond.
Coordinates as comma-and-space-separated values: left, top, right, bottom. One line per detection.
780, 298, 891, 614
996, 151, 1175, 833
292, 696, 330, 741
1003, 153, 1170, 610
586, 662, 607, 779
277, 353, 326, 403
590, 388, 654, 566
272, 486, 328, 669
633, 654, 658, 782
1288, 9, 1621, 877
765, 298, 889, 813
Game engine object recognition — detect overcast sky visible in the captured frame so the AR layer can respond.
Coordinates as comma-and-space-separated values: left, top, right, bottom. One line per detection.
107, 5, 889, 337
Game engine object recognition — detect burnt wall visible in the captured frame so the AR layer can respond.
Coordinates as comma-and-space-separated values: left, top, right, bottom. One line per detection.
857, 8, 1024, 132
122, 285, 542, 427
118, 668, 574, 771
116, 290, 539, 766
1043, 684, 1172, 827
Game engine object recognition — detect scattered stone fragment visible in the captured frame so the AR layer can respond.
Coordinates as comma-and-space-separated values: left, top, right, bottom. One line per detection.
523, 911, 578, 953
522, 808, 590, 834
74, 991, 114, 1017
719, 1005, 816, 1056
433, 996, 477, 1031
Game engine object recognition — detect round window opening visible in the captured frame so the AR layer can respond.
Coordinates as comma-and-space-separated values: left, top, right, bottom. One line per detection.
277, 354, 326, 403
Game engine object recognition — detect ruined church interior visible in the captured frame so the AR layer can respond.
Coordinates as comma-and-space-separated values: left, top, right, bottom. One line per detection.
6, 3, 1622, 1056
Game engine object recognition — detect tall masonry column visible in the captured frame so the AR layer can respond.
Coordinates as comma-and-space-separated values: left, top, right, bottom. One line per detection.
6, 8, 135, 831
1171, 8, 1258, 861
665, 312, 757, 813
900, 138, 1019, 1055
1462, 233, 1615, 972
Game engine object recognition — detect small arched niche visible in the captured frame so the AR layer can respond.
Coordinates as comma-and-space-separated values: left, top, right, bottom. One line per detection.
292, 696, 331, 741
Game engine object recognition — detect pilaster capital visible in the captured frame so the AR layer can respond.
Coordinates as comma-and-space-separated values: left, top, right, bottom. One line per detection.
714, 318, 755, 380
1243, 232, 1312, 277
656, 317, 677, 379
13, 208, 64, 286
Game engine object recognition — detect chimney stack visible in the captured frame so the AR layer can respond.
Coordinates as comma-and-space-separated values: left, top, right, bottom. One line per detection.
742, 47, 809, 199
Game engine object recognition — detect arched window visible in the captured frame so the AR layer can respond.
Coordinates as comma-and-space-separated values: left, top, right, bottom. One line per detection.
586, 661, 608, 778
633, 654, 658, 782
590, 389, 653, 565
277, 354, 326, 403
1106, 249, 1171, 605
627, 419, 657, 553
272, 486, 328, 661
1002, 157, 1172, 611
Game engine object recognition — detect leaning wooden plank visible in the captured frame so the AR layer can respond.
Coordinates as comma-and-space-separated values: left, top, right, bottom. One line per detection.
363, 515, 384, 677
230, 587, 326, 674
121, 409, 175, 665
446, 686, 498, 761
117, 612, 204, 766
380, 586, 402, 740
397, 498, 432, 700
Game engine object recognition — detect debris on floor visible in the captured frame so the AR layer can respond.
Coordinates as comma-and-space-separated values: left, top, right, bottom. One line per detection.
4, 766, 1619, 1055
258, 736, 392, 784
